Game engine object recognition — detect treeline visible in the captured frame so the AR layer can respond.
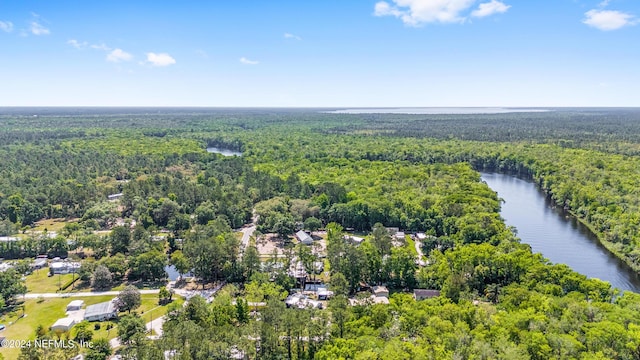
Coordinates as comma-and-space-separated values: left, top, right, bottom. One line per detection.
232, 127, 640, 272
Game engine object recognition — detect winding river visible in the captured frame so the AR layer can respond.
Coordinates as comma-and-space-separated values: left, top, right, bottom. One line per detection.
481, 172, 640, 293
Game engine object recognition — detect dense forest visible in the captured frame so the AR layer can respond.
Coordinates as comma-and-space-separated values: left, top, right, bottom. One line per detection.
2, 107, 640, 360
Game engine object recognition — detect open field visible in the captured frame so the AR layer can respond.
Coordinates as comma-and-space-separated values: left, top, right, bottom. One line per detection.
25, 268, 77, 293
29, 218, 75, 233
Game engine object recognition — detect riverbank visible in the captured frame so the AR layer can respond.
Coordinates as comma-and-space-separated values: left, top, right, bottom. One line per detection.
480, 165, 640, 276
481, 172, 640, 292
536, 176, 640, 276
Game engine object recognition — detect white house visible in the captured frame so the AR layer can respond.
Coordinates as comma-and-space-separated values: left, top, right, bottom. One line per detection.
50, 261, 81, 275
317, 287, 334, 300
372, 286, 389, 298
84, 300, 117, 322
344, 235, 365, 245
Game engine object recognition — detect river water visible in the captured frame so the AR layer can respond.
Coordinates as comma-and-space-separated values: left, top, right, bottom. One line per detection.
206, 147, 242, 157
481, 172, 640, 293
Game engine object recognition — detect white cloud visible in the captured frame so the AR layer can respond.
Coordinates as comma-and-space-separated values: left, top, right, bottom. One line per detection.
146, 52, 176, 66
284, 32, 302, 40
107, 48, 133, 63
583, 9, 636, 30
471, 0, 511, 18
30, 21, 50, 35
91, 43, 111, 51
599, 0, 611, 8
67, 39, 88, 49
0, 21, 13, 33
374, 1, 404, 18
67, 39, 114, 52
239, 57, 259, 65
374, 0, 478, 25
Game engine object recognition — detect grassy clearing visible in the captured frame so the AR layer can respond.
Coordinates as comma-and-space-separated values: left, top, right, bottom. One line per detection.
404, 236, 418, 257
30, 218, 74, 233
25, 269, 77, 293
319, 258, 331, 283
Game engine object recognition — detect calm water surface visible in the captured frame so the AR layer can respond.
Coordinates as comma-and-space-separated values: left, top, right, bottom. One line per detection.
482, 172, 640, 293
206, 147, 242, 157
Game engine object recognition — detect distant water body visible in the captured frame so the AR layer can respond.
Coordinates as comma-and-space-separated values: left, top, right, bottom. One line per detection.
325, 107, 551, 115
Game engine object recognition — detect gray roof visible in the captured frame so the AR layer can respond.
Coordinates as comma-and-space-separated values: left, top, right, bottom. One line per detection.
52, 317, 76, 327
67, 300, 84, 308
414, 289, 441, 298
296, 230, 313, 244
84, 301, 116, 318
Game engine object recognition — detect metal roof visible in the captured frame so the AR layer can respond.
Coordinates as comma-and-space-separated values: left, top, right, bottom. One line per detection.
296, 230, 313, 244
84, 301, 116, 318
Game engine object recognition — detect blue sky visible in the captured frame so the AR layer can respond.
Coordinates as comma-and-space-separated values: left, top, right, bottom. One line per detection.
0, 0, 638, 107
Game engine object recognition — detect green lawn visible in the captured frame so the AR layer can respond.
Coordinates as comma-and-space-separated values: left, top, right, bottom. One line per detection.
404, 236, 418, 257
25, 269, 78, 293
30, 218, 74, 233
110, 281, 165, 292
0, 294, 182, 359
26, 267, 165, 294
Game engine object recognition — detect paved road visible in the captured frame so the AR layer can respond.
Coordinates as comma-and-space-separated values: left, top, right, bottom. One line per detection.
238, 213, 258, 259
24, 289, 160, 299
240, 224, 256, 252
146, 315, 165, 338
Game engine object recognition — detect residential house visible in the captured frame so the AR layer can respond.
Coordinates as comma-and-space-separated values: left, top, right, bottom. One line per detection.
414, 289, 441, 301
344, 235, 364, 245
317, 287, 334, 300
84, 300, 118, 322
32, 258, 47, 270
49, 260, 81, 275
372, 286, 389, 298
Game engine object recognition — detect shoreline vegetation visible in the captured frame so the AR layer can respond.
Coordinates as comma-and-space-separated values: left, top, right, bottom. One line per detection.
483, 166, 640, 276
